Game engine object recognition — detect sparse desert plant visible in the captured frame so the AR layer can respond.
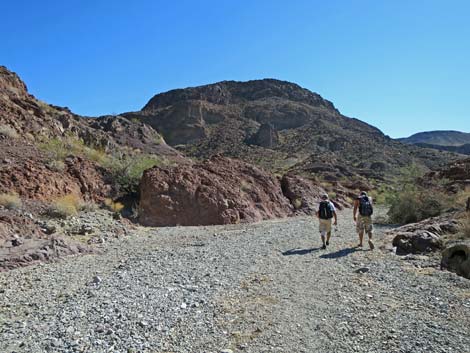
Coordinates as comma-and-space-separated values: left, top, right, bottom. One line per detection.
240, 180, 252, 192
46, 159, 66, 172
105, 153, 164, 193
292, 197, 303, 209
386, 189, 451, 224
0, 192, 22, 209
48, 194, 81, 218
0, 125, 19, 139
104, 198, 124, 214
79, 200, 99, 212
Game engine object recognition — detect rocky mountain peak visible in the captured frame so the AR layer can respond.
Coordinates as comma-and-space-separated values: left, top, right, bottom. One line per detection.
0, 66, 30, 99
142, 78, 337, 112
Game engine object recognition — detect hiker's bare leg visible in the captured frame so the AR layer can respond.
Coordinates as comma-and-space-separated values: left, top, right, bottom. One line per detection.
367, 232, 374, 250
358, 230, 364, 247
326, 231, 331, 243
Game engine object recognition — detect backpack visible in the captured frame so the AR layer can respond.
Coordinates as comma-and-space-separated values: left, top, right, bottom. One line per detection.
319, 201, 333, 219
359, 196, 373, 216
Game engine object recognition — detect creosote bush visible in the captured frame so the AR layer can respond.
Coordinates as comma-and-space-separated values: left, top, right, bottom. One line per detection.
386, 165, 452, 224
0, 192, 22, 209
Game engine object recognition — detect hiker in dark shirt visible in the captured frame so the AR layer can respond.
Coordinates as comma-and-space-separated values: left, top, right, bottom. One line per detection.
353, 191, 374, 250
317, 193, 338, 249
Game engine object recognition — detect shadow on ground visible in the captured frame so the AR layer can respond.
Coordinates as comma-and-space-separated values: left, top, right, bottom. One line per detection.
282, 247, 321, 256
320, 247, 358, 259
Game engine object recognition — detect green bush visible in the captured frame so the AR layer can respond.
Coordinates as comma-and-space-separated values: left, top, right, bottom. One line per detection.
386, 189, 449, 224
38, 135, 165, 194
386, 164, 452, 224
104, 153, 164, 194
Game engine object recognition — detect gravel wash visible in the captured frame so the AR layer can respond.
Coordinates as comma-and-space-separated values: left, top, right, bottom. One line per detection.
1, 211, 470, 353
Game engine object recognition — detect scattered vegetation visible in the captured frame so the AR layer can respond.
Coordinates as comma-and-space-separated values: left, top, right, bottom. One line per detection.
292, 197, 302, 209
104, 198, 124, 213
46, 160, 66, 172
80, 201, 99, 212
48, 194, 82, 218
0, 192, 22, 209
385, 165, 452, 224
0, 124, 19, 139
39, 136, 107, 164
38, 134, 165, 193
104, 153, 164, 193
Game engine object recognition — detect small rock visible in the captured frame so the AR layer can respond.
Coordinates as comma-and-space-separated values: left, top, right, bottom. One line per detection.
91, 276, 102, 285
355, 267, 370, 274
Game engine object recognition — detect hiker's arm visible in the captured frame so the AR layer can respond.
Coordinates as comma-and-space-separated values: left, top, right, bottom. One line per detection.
316, 210, 320, 219
353, 200, 358, 221
333, 211, 337, 225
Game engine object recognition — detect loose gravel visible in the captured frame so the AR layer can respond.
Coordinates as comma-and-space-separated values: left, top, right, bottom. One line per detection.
1, 210, 470, 353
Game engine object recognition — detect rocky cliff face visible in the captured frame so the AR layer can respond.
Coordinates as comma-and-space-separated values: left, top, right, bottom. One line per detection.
124, 79, 458, 183
139, 156, 295, 226
0, 66, 186, 201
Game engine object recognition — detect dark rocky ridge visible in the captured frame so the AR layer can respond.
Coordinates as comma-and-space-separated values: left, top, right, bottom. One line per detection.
124, 79, 460, 183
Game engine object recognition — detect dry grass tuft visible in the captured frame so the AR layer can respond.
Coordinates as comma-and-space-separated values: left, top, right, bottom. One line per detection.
0, 192, 22, 209
104, 198, 124, 213
48, 194, 82, 218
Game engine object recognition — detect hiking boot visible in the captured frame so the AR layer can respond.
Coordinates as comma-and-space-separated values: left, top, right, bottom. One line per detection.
321, 244, 326, 250
357, 243, 363, 248
369, 240, 375, 250
326, 240, 329, 246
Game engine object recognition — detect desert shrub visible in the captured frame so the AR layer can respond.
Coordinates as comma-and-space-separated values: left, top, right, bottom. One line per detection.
104, 198, 124, 213
386, 189, 450, 224
39, 135, 106, 164
105, 153, 164, 193
0, 125, 19, 139
39, 137, 70, 161
48, 194, 81, 218
386, 165, 452, 224
47, 160, 66, 172
0, 193, 22, 209
79, 200, 99, 212
292, 198, 302, 209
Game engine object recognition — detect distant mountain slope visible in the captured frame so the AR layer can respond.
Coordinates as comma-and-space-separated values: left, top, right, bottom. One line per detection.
398, 130, 470, 146
124, 79, 459, 183
414, 143, 470, 155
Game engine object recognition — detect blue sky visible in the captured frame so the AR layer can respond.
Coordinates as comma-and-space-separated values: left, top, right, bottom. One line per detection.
2, 0, 469, 138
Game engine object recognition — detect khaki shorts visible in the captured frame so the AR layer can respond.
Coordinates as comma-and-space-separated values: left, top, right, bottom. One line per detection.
356, 215, 373, 233
319, 218, 332, 234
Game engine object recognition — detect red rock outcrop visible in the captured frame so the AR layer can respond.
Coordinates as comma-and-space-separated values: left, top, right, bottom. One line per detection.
0, 208, 91, 271
139, 156, 294, 226
0, 139, 113, 202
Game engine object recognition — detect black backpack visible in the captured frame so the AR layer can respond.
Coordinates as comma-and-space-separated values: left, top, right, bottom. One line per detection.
359, 196, 373, 216
319, 201, 333, 219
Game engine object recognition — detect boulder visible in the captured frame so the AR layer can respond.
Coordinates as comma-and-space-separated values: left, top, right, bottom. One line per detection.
392, 231, 444, 255
280, 174, 328, 214
441, 243, 470, 279
139, 156, 293, 226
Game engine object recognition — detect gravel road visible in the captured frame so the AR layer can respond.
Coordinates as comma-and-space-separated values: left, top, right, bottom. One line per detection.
1, 210, 470, 353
